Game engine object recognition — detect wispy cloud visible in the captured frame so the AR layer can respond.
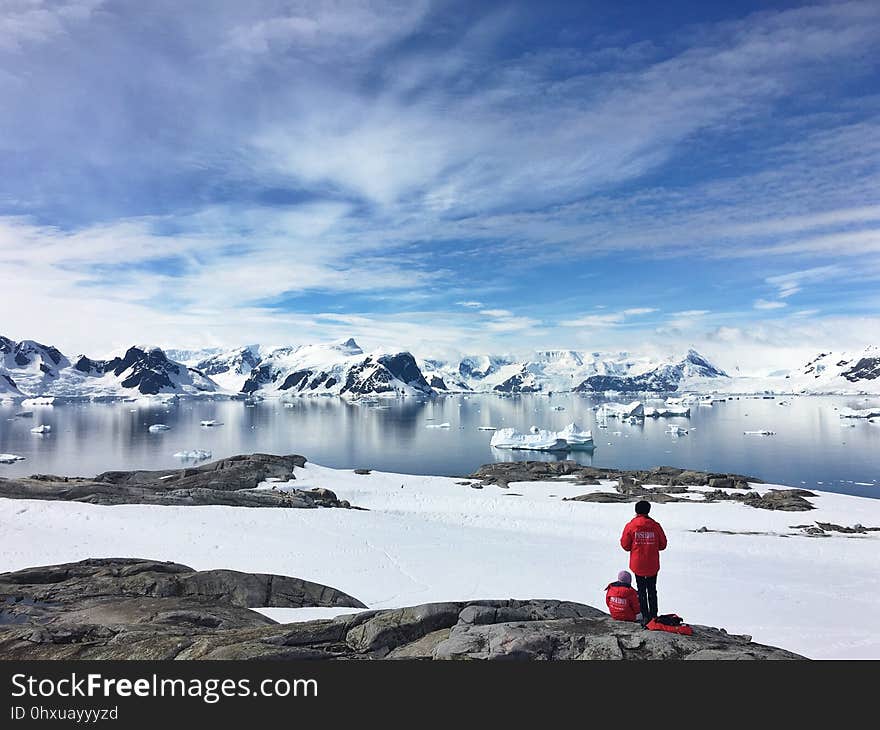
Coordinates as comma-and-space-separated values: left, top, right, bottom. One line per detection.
1, 1, 879, 362
754, 299, 787, 310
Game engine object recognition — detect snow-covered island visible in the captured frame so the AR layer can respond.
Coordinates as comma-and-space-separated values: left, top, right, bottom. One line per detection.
0, 454, 877, 659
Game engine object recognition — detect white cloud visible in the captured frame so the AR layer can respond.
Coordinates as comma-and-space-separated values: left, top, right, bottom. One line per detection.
480, 309, 513, 318
754, 299, 787, 310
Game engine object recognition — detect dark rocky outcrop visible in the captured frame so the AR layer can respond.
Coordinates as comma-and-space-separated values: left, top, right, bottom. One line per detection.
340, 353, 433, 397
469, 461, 756, 490
493, 367, 541, 393
0, 453, 355, 509
468, 461, 815, 511
0, 559, 802, 660
842, 356, 880, 382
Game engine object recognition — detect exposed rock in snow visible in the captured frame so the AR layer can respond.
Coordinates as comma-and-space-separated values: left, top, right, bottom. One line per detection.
0, 372, 22, 398
492, 365, 542, 393
491, 423, 593, 451
22, 396, 55, 406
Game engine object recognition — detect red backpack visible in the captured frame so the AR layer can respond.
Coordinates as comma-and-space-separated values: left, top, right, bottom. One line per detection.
646, 613, 693, 636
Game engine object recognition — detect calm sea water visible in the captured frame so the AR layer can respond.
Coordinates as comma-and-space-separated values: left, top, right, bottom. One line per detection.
1, 394, 878, 498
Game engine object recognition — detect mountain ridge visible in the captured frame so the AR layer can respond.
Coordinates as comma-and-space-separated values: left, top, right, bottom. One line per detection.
2, 334, 879, 399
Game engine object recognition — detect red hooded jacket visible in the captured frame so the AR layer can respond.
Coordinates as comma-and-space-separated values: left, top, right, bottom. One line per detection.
605, 581, 640, 621
620, 514, 667, 577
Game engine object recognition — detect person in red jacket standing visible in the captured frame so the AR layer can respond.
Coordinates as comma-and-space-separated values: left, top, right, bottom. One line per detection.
605, 569, 642, 622
620, 500, 667, 621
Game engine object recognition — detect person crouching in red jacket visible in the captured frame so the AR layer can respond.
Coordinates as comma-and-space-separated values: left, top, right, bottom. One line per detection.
620, 500, 667, 621
605, 570, 641, 622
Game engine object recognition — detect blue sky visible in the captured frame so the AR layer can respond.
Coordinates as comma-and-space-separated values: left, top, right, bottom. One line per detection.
1, 0, 879, 371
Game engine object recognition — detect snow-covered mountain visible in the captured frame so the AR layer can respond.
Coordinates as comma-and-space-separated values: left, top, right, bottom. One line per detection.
0, 337, 218, 398
240, 338, 433, 398
186, 346, 262, 393
4, 333, 879, 398
1, 336, 71, 394
71, 346, 219, 396
420, 348, 727, 394
574, 349, 728, 393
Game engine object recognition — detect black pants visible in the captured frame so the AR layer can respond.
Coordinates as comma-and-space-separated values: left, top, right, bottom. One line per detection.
635, 574, 658, 620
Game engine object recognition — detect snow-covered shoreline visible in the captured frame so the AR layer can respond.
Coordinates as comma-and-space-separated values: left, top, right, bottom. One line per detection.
1, 461, 878, 659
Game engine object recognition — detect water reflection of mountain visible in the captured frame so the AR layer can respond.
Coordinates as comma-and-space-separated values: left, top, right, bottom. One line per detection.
0, 394, 878, 498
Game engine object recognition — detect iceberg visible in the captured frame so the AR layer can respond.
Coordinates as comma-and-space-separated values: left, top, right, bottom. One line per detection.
744, 430, 776, 435
200, 420, 223, 427
173, 449, 212, 461
477, 426, 497, 431
839, 408, 880, 419
666, 425, 689, 436
556, 422, 595, 449
30, 424, 51, 434
426, 423, 451, 429
644, 404, 691, 418
148, 424, 171, 433
0, 454, 26, 464
596, 401, 644, 419
490, 422, 593, 451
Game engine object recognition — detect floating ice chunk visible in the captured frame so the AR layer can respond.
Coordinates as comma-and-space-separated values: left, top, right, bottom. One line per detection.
30, 424, 51, 434
22, 397, 55, 407
597, 401, 644, 419
556, 423, 594, 450
200, 420, 223, 427
645, 404, 691, 417
173, 449, 212, 461
491, 422, 593, 451
148, 424, 171, 433
665, 425, 689, 436
839, 408, 880, 419
551, 405, 565, 411
744, 430, 776, 435
426, 423, 451, 429
477, 426, 497, 431
0, 454, 26, 463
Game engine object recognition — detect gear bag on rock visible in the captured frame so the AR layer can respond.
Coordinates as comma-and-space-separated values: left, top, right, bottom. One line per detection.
646, 613, 693, 636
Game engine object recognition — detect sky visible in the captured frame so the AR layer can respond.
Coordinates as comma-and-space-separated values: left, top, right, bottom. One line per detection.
1, 0, 879, 373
